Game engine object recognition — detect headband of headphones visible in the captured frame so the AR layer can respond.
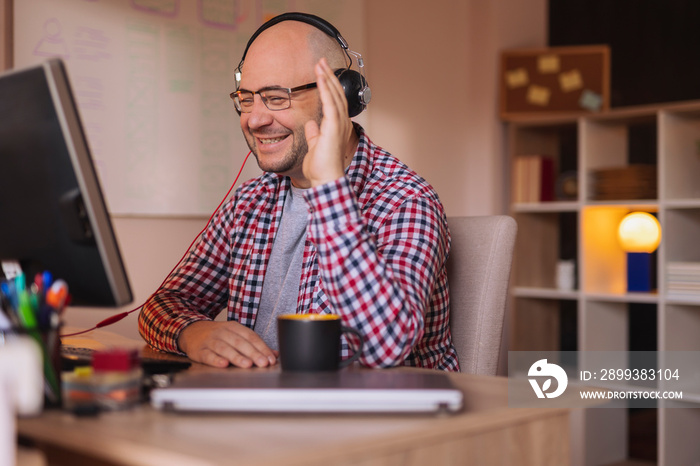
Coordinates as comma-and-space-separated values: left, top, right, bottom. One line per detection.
239, 12, 348, 63
235, 12, 371, 117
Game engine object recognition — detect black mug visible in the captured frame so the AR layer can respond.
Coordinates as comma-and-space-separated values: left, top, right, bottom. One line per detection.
277, 314, 363, 372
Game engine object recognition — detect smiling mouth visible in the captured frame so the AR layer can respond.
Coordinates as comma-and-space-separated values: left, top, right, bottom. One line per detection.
258, 135, 288, 144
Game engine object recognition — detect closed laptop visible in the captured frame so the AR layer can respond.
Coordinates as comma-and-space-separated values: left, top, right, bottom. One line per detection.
151, 369, 463, 414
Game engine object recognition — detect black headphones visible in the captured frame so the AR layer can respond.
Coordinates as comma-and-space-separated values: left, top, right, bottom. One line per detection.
235, 12, 371, 118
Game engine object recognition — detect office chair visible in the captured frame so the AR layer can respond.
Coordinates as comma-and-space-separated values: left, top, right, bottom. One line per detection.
446, 216, 517, 376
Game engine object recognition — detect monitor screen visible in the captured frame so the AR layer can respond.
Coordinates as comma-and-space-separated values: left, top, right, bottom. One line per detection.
0, 58, 132, 307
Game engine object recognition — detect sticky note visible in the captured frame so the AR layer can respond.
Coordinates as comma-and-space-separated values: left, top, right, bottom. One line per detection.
579, 89, 603, 111
559, 69, 583, 92
527, 85, 551, 106
538, 55, 560, 74
505, 68, 529, 88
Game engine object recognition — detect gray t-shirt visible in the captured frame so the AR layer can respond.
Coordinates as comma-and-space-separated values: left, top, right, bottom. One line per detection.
253, 185, 309, 350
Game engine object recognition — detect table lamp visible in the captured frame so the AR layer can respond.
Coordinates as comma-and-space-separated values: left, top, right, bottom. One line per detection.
617, 212, 661, 292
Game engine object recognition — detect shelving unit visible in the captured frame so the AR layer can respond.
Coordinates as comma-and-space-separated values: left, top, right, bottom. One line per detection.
506, 101, 700, 466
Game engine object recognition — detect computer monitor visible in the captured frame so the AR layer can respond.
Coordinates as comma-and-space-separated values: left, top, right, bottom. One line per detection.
0, 58, 132, 307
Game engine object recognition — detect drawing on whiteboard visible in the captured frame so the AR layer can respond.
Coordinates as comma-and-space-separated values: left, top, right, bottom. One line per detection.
166, 25, 196, 93
198, 28, 235, 209
198, 0, 250, 31
74, 26, 111, 62
33, 18, 70, 58
73, 76, 104, 111
125, 21, 159, 201
131, 0, 180, 17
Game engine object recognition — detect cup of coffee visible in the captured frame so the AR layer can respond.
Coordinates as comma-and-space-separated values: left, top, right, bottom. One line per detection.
277, 314, 363, 372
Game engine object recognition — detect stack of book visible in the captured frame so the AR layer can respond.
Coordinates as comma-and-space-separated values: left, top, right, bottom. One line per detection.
667, 262, 700, 301
591, 164, 657, 200
512, 155, 555, 203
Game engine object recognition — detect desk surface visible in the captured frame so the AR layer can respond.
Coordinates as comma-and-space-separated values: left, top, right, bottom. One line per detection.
19, 331, 571, 466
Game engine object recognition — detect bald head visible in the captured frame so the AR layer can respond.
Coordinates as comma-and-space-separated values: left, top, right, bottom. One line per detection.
240, 20, 347, 85
306, 24, 347, 69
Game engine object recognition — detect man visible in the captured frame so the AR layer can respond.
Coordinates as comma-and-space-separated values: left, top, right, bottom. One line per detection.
138, 13, 459, 371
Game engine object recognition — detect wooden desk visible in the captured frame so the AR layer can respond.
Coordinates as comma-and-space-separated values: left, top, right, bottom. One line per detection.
18, 332, 571, 466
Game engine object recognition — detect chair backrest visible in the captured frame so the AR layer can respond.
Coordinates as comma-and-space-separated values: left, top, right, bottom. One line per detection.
446, 216, 517, 375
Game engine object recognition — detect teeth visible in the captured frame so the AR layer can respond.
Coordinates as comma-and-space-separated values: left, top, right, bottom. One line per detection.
260, 136, 285, 144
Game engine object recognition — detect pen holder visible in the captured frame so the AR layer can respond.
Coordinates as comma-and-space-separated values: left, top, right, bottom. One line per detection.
1, 321, 63, 408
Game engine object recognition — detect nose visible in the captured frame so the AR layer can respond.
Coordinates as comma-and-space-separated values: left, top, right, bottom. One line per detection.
244, 94, 274, 129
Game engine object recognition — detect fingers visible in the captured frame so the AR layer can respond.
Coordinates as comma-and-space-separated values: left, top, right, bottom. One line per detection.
215, 324, 278, 368
178, 320, 277, 369
302, 57, 355, 187
315, 58, 348, 122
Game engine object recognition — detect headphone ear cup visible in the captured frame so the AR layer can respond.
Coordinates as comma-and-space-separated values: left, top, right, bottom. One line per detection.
334, 69, 369, 118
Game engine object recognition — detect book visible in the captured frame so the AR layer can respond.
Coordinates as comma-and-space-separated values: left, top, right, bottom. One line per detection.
512, 155, 555, 203
666, 262, 700, 299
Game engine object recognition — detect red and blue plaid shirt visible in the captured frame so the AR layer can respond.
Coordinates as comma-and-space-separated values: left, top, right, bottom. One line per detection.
139, 125, 459, 371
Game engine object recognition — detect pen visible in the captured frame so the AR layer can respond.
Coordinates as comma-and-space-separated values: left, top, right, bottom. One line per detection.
0, 281, 18, 312
14, 272, 25, 294
33, 273, 44, 300
41, 270, 53, 292
46, 279, 69, 314
17, 291, 38, 329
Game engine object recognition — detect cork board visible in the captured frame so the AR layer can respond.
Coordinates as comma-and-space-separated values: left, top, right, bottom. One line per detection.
500, 45, 610, 119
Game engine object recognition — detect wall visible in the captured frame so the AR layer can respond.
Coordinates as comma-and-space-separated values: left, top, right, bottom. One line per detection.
7, 0, 547, 340
365, 0, 547, 216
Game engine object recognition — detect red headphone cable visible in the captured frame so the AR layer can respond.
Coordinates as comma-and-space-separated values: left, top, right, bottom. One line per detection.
61, 150, 252, 338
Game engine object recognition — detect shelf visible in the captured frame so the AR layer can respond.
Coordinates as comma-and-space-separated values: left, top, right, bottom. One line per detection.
665, 295, 700, 306
584, 292, 660, 304
584, 200, 658, 210
663, 199, 700, 209
512, 286, 579, 300
507, 99, 700, 465
512, 201, 579, 213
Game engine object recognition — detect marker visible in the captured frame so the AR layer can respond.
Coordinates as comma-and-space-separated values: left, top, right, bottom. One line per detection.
0, 281, 18, 312
14, 272, 25, 293
29, 282, 40, 304
33, 273, 44, 298
17, 291, 38, 329
41, 270, 53, 293
46, 279, 69, 313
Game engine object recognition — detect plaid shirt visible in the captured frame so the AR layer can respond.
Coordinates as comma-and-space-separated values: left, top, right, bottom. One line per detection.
139, 125, 459, 371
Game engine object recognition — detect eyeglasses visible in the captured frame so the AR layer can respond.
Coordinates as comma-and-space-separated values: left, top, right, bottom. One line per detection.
230, 82, 318, 113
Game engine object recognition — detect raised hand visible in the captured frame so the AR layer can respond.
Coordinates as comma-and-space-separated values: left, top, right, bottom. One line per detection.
302, 58, 355, 188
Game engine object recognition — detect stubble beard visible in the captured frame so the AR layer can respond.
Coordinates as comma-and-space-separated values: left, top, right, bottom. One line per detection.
246, 107, 322, 175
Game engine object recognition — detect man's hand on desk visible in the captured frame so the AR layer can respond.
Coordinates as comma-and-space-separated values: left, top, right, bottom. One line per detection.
177, 321, 278, 368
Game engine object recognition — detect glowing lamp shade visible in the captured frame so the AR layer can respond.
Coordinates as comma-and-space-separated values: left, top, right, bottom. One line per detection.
617, 212, 661, 253
618, 212, 661, 292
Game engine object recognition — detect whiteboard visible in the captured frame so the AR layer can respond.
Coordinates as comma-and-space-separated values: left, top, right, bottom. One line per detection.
14, 0, 365, 215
